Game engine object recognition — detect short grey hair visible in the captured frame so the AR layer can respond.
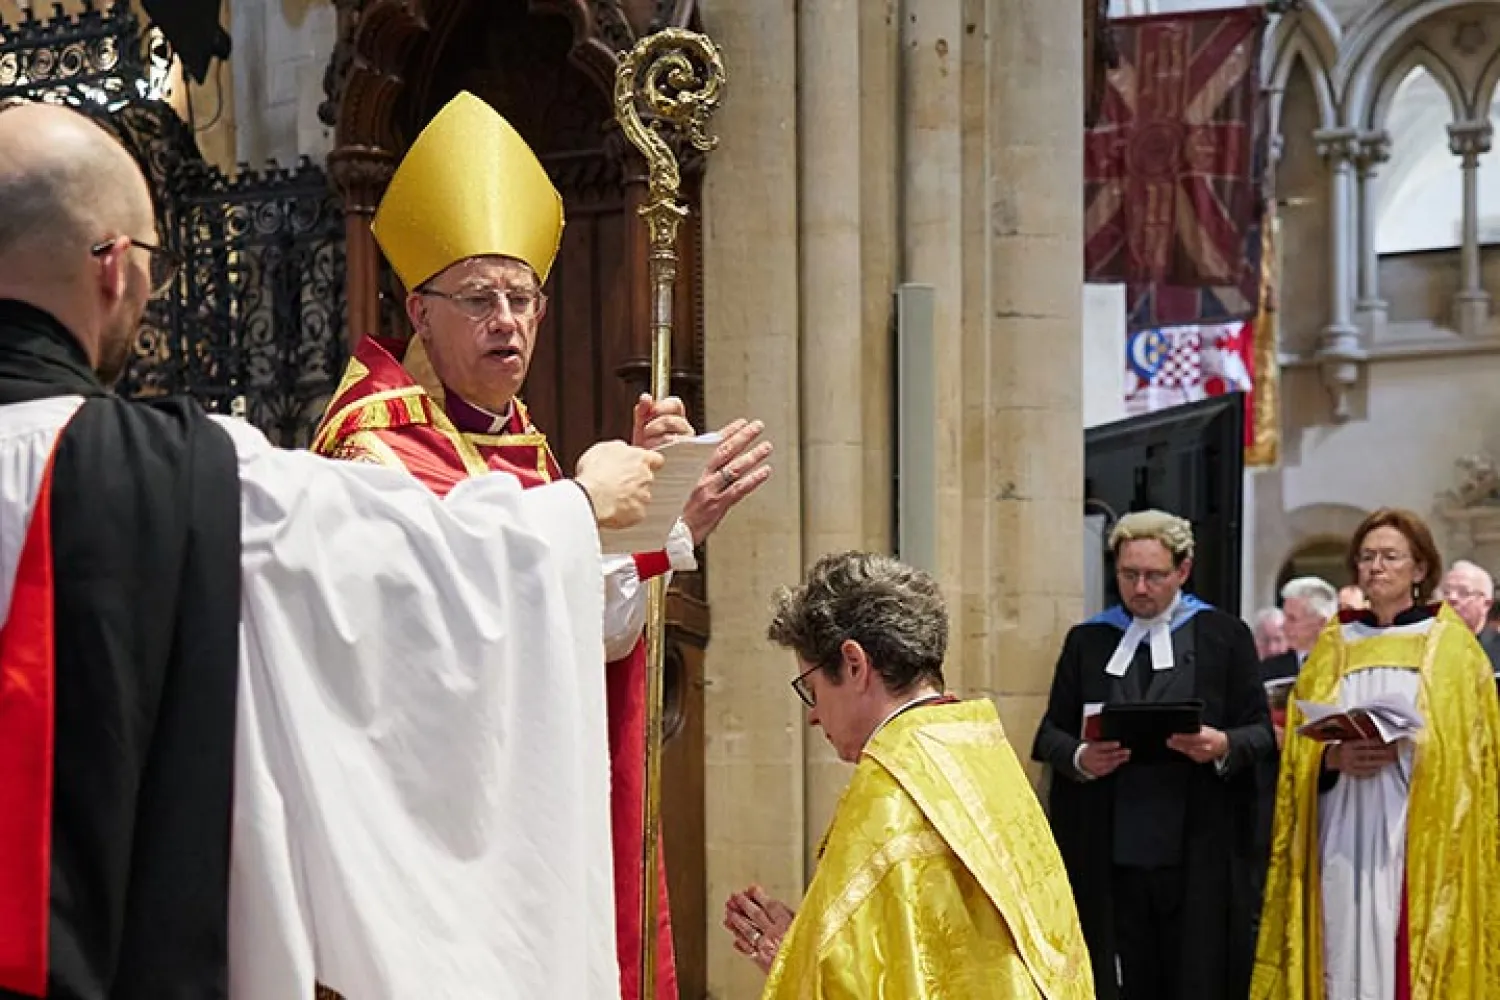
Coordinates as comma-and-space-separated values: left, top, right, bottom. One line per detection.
767, 551, 947, 692
1109, 509, 1195, 564
1280, 576, 1339, 619
1252, 606, 1284, 635
1447, 560, 1495, 600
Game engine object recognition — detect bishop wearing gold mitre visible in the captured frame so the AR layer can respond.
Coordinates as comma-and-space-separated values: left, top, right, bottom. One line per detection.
311, 91, 772, 1000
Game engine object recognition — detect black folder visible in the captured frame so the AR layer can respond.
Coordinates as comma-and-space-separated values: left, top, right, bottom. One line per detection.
1100, 700, 1204, 765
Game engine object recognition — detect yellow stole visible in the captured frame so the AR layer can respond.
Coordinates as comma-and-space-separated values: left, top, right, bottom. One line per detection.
1251, 605, 1500, 1000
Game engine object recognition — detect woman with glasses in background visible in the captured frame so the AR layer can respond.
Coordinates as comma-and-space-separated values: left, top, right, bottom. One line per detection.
1253, 507, 1500, 1000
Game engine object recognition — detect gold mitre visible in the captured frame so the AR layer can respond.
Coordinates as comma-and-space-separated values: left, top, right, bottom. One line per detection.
372, 91, 564, 289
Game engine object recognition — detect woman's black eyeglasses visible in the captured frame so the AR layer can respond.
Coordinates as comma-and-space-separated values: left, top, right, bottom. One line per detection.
91, 237, 182, 297
791, 663, 821, 708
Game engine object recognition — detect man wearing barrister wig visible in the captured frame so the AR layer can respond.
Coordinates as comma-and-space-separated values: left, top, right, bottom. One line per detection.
311, 91, 772, 1000
1031, 509, 1274, 1000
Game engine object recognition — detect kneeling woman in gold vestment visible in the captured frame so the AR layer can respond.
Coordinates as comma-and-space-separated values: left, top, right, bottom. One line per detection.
721, 552, 1093, 1000
1253, 508, 1500, 1000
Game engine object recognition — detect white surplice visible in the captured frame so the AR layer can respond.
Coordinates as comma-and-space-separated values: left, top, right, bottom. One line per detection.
0, 398, 619, 1000
1317, 619, 1427, 1000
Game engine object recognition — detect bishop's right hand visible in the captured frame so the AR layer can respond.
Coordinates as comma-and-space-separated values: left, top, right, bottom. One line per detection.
574, 440, 663, 529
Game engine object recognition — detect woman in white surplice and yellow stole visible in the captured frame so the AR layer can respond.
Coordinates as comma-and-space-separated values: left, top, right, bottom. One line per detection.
719, 552, 1093, 1000
1253, 508, 1500, 1000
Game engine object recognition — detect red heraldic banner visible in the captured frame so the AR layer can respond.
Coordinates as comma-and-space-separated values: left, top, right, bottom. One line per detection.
1085, 7, 1267, 288
0, 456, 55, 997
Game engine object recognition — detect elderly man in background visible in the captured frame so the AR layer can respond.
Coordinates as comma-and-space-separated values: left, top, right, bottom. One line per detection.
1441, 559, 1500, 670
1252, 606, 1289, 659
721, 552, 1092, 999
1261, 577, 1339, 685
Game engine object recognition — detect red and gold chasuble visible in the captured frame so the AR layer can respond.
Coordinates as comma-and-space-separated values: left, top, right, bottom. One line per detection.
312, 336, 676, 1000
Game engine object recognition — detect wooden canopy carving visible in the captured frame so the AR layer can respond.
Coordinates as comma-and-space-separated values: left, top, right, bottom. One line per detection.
320, 0, 701, 343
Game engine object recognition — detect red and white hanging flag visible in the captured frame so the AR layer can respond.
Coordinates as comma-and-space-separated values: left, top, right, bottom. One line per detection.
1124, 319, 1255, 446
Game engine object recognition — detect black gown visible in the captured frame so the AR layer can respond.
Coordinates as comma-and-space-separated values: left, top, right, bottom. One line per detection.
0, 300, 242, 1000
1032, 599, 1274, 1000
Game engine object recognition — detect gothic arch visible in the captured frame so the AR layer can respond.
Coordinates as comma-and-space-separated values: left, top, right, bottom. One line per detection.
1269, 29, 1340, 137
1369, 42, 1468, 131
1474, 40, 1500, 113
1255, 502, 1370, 604
1342, 0, 1500, 129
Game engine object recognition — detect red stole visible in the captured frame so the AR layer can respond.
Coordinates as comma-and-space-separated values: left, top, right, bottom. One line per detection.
0, 450, 55, 997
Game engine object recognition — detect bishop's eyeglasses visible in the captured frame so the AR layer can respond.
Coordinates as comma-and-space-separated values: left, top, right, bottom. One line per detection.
91, 237, 182, 298
420, 284, 546, 322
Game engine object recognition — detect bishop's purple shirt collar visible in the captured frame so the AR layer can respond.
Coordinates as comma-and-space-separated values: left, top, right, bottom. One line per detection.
443, 386, 514, 435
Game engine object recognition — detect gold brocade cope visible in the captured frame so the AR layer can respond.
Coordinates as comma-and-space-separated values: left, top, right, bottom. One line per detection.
762, 699, 1092, 1000
371, 91, 565, 288
1251, 605, 1500, 1000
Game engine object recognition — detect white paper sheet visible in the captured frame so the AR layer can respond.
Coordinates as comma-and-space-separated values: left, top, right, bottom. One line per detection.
599, 432, 720, 555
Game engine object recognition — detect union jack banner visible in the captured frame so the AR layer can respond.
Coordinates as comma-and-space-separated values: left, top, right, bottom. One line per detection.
1085, 7, 1267, 288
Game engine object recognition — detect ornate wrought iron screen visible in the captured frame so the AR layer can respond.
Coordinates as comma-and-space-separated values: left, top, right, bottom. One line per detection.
0, 0, 348, 447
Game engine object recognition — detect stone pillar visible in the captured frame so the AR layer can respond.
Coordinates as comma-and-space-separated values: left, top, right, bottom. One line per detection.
1354, 131, 1389, 342
901, 0, 967, 668
859, 0, 899, 555
698, 4, 806, 997
796, 0, 866, 863
1313, 127, 1362, 421
979, 0, 1085, 761
1448, 120, 1492, 336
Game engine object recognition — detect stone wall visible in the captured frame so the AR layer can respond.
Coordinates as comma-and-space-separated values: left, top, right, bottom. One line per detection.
700, 0, 1084, 994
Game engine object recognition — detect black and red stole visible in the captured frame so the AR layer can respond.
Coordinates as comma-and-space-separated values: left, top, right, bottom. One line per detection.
0, 300, 241, 1000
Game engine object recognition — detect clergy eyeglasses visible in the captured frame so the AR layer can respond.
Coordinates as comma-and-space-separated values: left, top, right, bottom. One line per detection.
91, 237, 182, 298
420, 284, 546, 321
791, 663, 821, 708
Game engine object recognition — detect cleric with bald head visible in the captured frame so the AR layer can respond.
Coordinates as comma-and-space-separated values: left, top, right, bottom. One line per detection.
0, 100, 664, 999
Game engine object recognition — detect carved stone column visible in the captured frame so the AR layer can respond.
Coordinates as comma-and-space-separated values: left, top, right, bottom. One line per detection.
1354, 130, 1390, 342
1448, 120, 1492, 337
327, 145, 395, 347
1313, 127, 1363, 421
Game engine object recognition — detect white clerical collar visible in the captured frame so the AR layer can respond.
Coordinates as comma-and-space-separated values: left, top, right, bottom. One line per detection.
474, 401, 514, 435
869, 690, 945, 742
1104, 593, 1181, 678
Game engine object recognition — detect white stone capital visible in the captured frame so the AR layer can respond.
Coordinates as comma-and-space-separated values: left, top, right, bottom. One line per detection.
1313, 127, 1360, 165
1448, 121, 1493, 161
1356, 131, 1391, 176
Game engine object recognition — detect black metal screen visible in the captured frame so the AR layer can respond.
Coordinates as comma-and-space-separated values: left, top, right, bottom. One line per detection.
0, 0, 347, 447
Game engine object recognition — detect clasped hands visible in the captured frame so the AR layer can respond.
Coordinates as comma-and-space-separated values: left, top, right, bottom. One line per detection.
1324, 738, 1400, 778
723, 885, 795, 974
1080, 725, 1230, 777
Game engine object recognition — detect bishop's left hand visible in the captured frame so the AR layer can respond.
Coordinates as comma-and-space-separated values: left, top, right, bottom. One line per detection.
682, 418, 773, 545
1167, 725, 1229, 764
631, 394, 695, 451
